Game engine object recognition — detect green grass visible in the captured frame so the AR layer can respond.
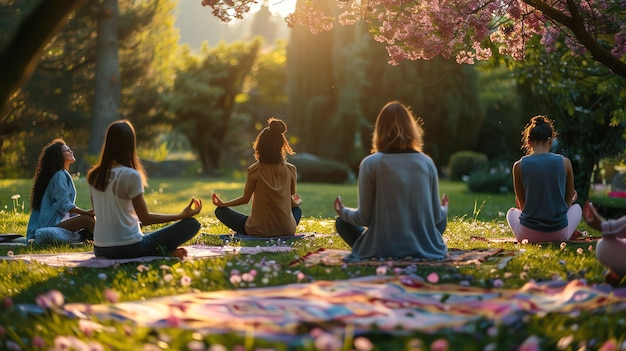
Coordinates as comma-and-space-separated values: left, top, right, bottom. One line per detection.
0, 177, 622, 350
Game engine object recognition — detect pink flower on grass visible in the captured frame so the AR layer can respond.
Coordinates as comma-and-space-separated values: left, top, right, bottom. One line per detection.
188, 340, 206, 351
427, 272, 439, 284
180, 275, 192, 286
229, 274, 242, 285
430, 338, 449, 351
103, 288, 119, 303
518, 335, 540, 351
3, 296, 13, 309
296, 271, 306, 282
314, 331, 342, 351
36, 290, 64, 309
241, 273, 254, 283
598, 339, 618, 351
354, 336, 374, 351
79, 319, 96, 337
32, 335, 45, 348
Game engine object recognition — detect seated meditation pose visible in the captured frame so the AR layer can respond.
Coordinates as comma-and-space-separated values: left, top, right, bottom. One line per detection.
583, 202, 626, 287
26, 139, 95, 241
506, 115, 581, 243
212, 117, 302, 237
88, 120, 202, 259
333, 101, 449, 260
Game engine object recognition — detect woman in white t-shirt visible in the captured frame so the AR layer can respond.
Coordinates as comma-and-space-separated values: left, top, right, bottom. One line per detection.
87, 120, 202, 259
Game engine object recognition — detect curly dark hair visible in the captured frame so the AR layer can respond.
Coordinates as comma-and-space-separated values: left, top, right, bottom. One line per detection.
521, 115, 557, 155
31, 139, 66, 210
253, 117, 295, 164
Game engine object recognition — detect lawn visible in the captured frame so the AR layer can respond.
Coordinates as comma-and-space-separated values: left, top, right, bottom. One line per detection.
0, 177, 623, 351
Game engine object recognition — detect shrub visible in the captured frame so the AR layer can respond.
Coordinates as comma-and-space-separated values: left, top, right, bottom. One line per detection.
467, 164, 513, 193
290, 153, 354, 184
448, 151, 488, 181
587, 195, 626, 219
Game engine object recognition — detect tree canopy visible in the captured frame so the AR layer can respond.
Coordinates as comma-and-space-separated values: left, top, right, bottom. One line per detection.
202, 0, 626, 78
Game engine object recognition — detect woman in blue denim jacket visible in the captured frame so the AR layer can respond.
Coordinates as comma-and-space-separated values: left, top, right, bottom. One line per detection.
26, 139, 95, 240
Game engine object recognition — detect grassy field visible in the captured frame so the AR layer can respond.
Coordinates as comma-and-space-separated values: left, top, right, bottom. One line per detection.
0, 177, 623, 350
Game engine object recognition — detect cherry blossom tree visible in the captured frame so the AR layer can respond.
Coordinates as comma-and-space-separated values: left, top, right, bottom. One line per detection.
201, 0, 626, 78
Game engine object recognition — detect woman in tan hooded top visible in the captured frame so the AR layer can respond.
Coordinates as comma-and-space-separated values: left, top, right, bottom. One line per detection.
212, 117, 302, 237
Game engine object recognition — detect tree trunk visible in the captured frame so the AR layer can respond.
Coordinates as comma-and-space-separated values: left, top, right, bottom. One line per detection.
89, 0, 121, 156
0, 0, 85, 116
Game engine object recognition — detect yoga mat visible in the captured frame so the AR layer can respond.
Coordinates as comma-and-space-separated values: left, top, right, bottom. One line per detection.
470, 235, 601, 244
0, 244, 293, 268
217, 232, 316, 241
61, 275, 626, 341
289, 248, 513, 267
0, 234, 23, 243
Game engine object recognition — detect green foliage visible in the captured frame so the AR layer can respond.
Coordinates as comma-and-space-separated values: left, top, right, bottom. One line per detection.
474, 64, 526, 162
587, 195, 626, 219
0, 0, 182, 177
287, 17, 338, 160
357, 41, 486, 169
137, 142, 170, 162
448, 151, 488, 181
467, 167, 513, 194
168, 40, 261, 175
289, 154, 354, 184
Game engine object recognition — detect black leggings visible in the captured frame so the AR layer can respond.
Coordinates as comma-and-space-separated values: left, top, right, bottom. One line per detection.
335, 217, 366, 247
214, 206, 302, 235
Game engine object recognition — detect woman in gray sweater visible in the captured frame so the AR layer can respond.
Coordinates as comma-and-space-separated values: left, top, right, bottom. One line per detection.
333, 101, 449, 261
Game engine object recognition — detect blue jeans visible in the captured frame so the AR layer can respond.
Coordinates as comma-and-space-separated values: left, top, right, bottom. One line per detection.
94, 218, 201, 259
215, 206, 302, 235
335, 217, 366, 247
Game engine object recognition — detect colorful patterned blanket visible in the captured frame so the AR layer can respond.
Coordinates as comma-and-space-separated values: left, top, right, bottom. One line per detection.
0, 245, 292, 268
289, 248, 513, 267
62, 275, 626, 340
470, 235, 601, 244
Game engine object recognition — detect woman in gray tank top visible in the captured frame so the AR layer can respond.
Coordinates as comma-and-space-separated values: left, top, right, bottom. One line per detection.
506, 116, 582, 243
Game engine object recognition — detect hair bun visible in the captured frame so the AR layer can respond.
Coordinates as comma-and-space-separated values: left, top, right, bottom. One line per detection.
268, 118, 286, 135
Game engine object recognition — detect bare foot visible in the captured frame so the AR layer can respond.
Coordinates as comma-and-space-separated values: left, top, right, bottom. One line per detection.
172, 247, 188, 260
583, 202, 603, 231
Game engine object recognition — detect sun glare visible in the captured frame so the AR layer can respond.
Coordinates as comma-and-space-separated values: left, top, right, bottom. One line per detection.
268, 0, 297, 17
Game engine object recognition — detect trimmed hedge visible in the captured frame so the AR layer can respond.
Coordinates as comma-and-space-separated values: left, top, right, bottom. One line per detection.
467, 168, 513, 193
448, 151, 488, 181
289, 153, 354, 184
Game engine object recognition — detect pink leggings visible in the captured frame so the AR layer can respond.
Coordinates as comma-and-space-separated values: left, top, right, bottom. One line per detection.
596, 216, 626, 276
506, 204, 582, 243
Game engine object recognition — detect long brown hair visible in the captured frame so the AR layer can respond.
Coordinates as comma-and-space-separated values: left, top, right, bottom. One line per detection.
31, 139, 66, 210
87, 120, 147, 191
371, 101, 424, 153
253, 117, 295, 164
